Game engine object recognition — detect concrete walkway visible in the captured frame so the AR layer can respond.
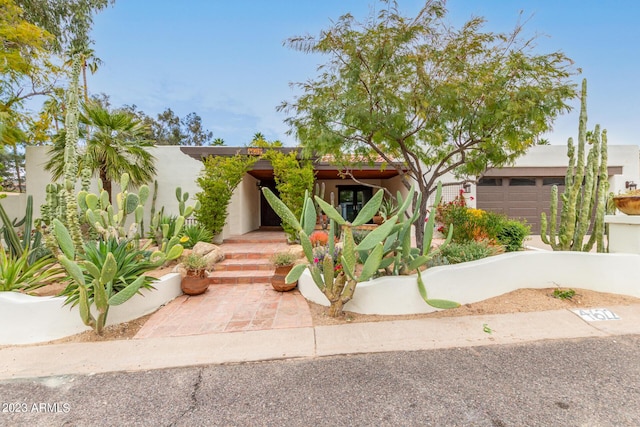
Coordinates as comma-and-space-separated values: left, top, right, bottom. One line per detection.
1, 304, 639, 381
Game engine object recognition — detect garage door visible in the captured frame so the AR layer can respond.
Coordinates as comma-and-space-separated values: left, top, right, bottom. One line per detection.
476, 177, 565, 234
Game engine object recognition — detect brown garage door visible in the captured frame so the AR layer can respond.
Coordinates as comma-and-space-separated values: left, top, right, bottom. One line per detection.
476, 177, 565, 234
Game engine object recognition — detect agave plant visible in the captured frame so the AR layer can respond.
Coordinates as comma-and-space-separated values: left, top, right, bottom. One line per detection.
53, 219, 160, 334
0, 246, 62, 292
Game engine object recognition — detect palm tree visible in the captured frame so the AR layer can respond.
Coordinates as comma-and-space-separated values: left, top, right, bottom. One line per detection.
45, 102, 157, 201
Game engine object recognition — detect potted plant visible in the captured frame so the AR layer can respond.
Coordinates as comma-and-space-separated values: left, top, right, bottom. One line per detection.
270, 251, 299, 292
374, 196, 398, 224
180, 252, 209, 295
613, 189, 640, 215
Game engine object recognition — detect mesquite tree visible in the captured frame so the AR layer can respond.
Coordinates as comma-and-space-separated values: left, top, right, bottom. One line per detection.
279, 0, 576, 250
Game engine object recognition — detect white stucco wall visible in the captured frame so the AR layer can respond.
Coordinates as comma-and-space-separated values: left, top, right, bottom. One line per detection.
25, 146, 203, 231
223, 174, 260, 238
0, 193, 27, 224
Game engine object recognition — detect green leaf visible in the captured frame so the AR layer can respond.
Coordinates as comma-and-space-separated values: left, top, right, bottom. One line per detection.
52, 219, 75, 259
286, 264, 307, 284
323, 254, 334, 286
341, 227, 356, 276
262, 187, 302, 230
300, 231, 313, 261
100, 253, 118, 284
309, 266, 325, 291
423, 182, 442, 253
93, 279, 108, 312
82, 261, 100, 279
359, 243, 383, 282
58, 255, 85, 286
395, 185, 415, 218
165, 244, 184, 261
409, 255, 430, 271
108, 275, 146, 306
352, 189, 383, 226
426, 299, 461, 309
314, 196, 346, 225
417, 270, 428, 302
302, 197, 316, 236
379, 257, 394, 270
355, 215, 397, 251
77, 285, 94, 327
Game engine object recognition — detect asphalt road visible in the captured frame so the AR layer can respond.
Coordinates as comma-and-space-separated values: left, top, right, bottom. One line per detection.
1, 335, 639, 426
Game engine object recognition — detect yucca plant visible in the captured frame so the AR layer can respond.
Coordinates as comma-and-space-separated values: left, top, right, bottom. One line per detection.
0, 246, 62, 292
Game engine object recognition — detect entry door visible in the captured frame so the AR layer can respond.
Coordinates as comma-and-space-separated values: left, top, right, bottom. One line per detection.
260, 180, 281, 227
338, 186, 373, 222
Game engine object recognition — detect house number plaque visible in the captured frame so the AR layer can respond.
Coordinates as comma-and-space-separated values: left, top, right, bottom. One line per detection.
572, 308, 620, 322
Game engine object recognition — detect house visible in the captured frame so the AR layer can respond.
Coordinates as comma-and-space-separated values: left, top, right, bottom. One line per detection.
17, 144, 640, 238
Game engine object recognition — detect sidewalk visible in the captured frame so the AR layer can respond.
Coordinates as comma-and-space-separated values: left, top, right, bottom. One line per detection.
2, 304, 639, 381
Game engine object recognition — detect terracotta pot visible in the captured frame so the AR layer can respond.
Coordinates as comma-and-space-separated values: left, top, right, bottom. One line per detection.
613, 196, 640, 215
181, 270, 209, 295
373, 215, 384, 225
271, 265, 297, 292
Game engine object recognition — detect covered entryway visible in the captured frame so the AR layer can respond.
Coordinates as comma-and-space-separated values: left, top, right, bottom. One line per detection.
259, 180, 281, 227
337, 185, 373, 222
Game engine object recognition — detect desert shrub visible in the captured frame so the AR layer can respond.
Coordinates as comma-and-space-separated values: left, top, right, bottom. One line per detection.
196, 154, 257, 237
270, 251, 298, 267
496, 219, 530, 252
436, 192, 529, 252
425, 253, 450, 268
180, 224, 213, 249
437, 240, 501, 264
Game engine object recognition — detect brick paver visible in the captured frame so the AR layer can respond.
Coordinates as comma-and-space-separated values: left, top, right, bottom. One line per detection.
134, 230, 312, 340
135, 283, 312, 339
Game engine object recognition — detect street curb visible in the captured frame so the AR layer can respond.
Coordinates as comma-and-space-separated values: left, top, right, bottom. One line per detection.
1, 305, 639, 380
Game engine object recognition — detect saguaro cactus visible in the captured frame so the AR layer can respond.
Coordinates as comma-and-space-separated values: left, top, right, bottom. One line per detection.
541, 79, 609, 252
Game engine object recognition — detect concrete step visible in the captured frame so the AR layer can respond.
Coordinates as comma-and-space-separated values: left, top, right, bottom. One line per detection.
220, 243, 290, 260
208, 270, 274, 285
214, 259, 273, 272
223, 235, 287, 244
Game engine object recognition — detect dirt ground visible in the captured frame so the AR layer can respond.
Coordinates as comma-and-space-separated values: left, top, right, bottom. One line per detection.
28, 286, 640, 346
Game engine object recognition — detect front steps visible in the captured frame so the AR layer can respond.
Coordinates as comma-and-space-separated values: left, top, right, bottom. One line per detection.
208, 232, 290, 285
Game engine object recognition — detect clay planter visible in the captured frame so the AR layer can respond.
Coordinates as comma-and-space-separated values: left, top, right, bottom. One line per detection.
271, 265, 297, 292
181, 269, 209, 296
372, 215, 384, 225
613, 196, 640, 215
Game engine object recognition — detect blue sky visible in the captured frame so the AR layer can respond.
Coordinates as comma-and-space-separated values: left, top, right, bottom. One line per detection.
88, 0, 640, 147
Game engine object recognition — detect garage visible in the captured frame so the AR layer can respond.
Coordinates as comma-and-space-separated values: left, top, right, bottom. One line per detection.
476, 166, 622, 234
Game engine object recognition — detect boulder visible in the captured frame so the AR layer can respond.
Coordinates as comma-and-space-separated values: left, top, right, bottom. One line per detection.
192, 242, 220, 256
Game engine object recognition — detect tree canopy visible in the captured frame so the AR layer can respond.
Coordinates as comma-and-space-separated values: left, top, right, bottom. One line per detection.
280, 0, 577, 248
15, 0, 114, 53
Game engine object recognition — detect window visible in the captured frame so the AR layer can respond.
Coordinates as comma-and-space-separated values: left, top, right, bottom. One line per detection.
509, 178, 536, 186
477, 178, 503, 186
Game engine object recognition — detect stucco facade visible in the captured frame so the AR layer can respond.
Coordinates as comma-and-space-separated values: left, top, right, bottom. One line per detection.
7, 144, 640, 240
